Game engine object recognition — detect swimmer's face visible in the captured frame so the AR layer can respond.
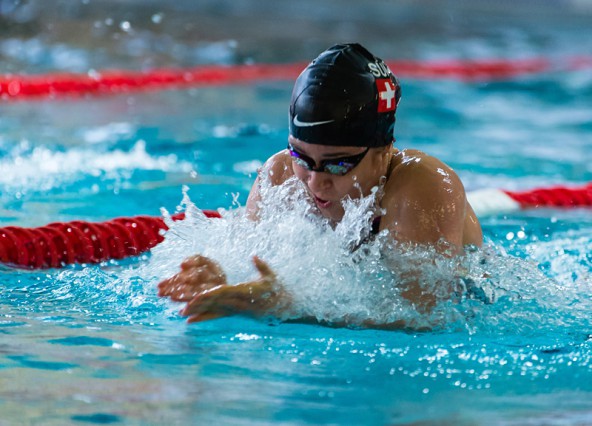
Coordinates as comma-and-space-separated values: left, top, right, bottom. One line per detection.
288, 136, 390, 222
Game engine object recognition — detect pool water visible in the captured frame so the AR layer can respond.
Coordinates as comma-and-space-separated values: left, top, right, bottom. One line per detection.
1, 2, 592, 424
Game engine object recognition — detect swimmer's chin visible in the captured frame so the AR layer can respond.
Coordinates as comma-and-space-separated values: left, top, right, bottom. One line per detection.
312, 198, 345, 222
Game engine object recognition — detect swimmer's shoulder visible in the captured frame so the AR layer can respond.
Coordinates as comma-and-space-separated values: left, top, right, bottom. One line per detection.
246, 150, 294, 219
383, 148, 483, 248
387, 148, 456, 186
258, 149, 295, 186
382, 147, 466, 221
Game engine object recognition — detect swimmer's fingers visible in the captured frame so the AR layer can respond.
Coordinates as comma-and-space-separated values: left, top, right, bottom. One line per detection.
179, 255, 227, 285
157, 274, 204, 302
177, 256, 285, 323
252, 256, 276, 282
157, 255, 227, 302
181, 279, 278, 322
251, 256, 289, 305
181, 254, 226, 280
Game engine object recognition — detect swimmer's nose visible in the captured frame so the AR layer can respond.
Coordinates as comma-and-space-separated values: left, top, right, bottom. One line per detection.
306, 170, 333, 192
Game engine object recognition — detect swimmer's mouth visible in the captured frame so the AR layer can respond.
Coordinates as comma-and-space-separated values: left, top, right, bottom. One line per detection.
313, 195, 332, 209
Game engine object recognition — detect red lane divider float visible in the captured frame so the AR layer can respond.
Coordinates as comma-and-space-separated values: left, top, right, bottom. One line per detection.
468, 182, 592, 217
0, 62, 307, 100
0, 210, 221, 269
0, 57, 561, 100
1, 183, 591, 269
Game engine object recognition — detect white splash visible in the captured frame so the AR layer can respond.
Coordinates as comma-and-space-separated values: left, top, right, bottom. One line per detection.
140, 183, 591, 334
0, 140, 193, 192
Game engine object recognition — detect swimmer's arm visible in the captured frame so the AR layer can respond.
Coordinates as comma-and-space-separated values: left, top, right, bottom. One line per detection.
245, 176, 263, 221
245, 150, 293, 220
159, 255, 293, 323
158, 257, 411, 330
158, 257, 420, 330
383, 155, 476, 255
381, 157, 476, 310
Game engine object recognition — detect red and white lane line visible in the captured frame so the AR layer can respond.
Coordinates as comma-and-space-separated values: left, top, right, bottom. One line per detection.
468, 183, 592, 217
1, 183, 590, 269
1, 56, 584, 100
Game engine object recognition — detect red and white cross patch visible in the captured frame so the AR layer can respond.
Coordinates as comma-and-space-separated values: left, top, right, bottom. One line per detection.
376, 78, 397, 113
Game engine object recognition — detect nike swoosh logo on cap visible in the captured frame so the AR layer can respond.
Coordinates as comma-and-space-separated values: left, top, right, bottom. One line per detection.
293, 115, 335, 127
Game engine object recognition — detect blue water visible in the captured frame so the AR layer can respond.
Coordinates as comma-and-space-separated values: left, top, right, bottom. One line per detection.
1, 2, 592, 424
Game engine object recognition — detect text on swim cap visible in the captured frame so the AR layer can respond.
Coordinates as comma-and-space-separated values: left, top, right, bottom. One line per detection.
367, 61, 392, 78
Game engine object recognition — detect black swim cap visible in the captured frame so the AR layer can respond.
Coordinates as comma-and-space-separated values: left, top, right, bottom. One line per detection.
289, 43, 401, 148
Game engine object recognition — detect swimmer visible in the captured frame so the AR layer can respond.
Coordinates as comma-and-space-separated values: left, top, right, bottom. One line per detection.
158, 43, 483, 327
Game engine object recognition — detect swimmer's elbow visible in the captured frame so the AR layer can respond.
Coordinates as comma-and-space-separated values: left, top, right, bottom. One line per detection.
245, 176, 263, 221
245, 199, 260, 221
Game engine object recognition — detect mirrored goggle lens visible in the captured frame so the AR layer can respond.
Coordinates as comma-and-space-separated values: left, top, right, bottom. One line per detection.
324, 162, 354, 175
292, 156, 313, 169
292, 155, 352, 175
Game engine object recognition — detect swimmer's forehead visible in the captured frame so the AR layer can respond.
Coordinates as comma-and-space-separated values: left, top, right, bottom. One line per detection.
288, 137, 368, 157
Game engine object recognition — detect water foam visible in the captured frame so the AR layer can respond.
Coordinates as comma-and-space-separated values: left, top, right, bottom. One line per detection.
0, 139, 192, 193
139, 181, 591, 335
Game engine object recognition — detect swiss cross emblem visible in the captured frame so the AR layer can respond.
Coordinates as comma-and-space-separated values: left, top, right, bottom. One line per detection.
376, 78, 397, 112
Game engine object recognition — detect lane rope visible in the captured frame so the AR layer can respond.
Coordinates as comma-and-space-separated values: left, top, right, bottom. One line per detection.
0, 210, 221, 269
467, 182, 592, 217
1, 183, 591, 269
0, 56, 570, 100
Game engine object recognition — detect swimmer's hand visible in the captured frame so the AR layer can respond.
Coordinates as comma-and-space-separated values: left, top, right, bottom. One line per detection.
158, 255, 286, 323
157, 254, 228, 301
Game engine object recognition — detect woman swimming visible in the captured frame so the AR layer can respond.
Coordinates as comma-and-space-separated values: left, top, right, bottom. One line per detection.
157, 43, 483, 327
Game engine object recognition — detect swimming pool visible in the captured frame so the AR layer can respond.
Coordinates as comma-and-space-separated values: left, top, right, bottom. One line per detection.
2, 1, 592, 424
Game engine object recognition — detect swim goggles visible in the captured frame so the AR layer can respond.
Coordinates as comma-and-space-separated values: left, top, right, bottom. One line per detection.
287, 143, 369, 176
